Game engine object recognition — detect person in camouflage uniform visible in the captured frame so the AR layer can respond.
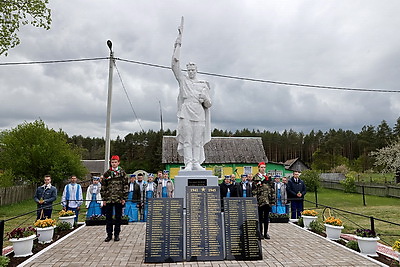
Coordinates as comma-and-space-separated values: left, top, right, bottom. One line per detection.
252, 162, 275, 240
102, 155, 129, 242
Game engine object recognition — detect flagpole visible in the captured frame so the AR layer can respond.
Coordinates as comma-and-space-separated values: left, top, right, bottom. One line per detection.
104, 40, 114, 172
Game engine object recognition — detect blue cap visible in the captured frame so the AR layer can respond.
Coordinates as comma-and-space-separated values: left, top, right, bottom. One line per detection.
148, 173, 154, 177
224, 175, 231, 179
129, 174, 136, 178
163, 170, 169, 174
92, 176, 100, 181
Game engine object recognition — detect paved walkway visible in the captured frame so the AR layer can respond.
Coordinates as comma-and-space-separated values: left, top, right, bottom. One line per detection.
20, 222, 385, 267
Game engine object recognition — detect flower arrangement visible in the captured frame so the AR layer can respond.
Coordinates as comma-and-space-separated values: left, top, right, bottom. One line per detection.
392, 240, 400, 252
269, 213, 289, 218
6, 226, 36, 239
355, 228, 377, 238
88, 215, 106, 221
324, 216, 343, 226
58, 210, 75, 217
301, 210, 318, 216
34, 218, 57, 228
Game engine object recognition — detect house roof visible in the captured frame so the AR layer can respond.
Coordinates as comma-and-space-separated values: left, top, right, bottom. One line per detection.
284, 158, 299, 168
81, 160, 105, 174
162, 136, 267, 164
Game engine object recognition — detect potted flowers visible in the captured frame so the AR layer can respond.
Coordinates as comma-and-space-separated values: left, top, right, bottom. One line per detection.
6, 226, 36, 257
323, 217, 344, 240
355, 228, 380, 257
85, 215, 106, 226
269, 213, 289, 223
34, 218, 57, 244
392, 239, 400, 261
58, 210, 76, 227
301, 210, 318, 229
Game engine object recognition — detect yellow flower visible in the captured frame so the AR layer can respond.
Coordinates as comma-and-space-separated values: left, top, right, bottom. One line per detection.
34, 218, 56, 228
393, 240, 400, 252
58, 210, 75, 217
324, 216, 343, 226
301, 209, 318, 216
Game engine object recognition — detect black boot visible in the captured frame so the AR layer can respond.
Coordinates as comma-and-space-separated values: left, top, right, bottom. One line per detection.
263, 223, 270, 239
104, 235, 112, 242
114, 234, 120, 241
259, 223, 264, 240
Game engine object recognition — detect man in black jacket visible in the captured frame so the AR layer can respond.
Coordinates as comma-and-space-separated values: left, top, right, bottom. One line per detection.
287, 171, 306, 219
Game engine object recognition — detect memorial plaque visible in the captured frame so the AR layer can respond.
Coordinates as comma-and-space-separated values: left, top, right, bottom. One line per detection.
187, 178, 207, 186
186, 186, 224, 261
145, 198, 184, 263
224, 197, 262, 260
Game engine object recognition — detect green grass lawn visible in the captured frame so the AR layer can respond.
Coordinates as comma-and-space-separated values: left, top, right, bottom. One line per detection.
304, 187, 400, 247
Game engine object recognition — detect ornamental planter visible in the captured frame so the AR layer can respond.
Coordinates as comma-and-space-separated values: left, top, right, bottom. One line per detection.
59, 215, 76, 227
356, 236, 380, 257
324, 224, 344, 240
36, 226, 55, 244
302, 215, 317, 229
9, 234, 36, 257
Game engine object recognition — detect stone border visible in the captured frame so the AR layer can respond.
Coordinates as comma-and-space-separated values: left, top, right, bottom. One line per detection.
289, 222, 387, 267
18, 223, 87, 267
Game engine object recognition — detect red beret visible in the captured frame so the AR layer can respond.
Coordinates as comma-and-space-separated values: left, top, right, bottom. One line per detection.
258, 162, 266, 167
111, 155, 120, 161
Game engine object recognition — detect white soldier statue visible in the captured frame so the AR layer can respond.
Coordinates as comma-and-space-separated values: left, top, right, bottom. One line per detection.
172, 17, 212, 171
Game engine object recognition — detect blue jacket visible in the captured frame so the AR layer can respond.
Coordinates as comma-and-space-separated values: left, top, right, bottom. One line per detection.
34, 185, 57, 210
287, 177, 306, 200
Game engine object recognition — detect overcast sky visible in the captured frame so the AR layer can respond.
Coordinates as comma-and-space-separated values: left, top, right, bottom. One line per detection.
1, 0, 400, 139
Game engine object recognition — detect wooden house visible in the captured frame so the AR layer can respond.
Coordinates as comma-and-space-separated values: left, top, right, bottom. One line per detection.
284, 158, 310, 172
162, 136, 270, 179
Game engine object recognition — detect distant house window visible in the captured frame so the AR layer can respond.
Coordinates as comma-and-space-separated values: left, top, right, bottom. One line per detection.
268, 170, 283, 177
213, 166, 222, 178
243, 166, 253, 175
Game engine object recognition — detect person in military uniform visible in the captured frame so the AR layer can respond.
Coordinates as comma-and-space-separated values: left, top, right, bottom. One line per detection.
252, 162, 275, 239
102, 155, 129, 242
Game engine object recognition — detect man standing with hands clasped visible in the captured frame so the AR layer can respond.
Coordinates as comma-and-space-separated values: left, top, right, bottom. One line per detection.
287, 171, 307, 219
102, 155, 129, 242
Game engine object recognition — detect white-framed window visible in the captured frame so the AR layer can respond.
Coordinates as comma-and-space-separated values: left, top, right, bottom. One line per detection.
243, 166, 253, 175
267, 170, 283, 177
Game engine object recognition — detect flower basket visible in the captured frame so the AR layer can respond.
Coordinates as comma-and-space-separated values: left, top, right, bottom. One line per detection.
355, 228, 379, 257
356, 236, 380, 257
302, 215, 317, 229
269, 213, 289, 223
7, 226, 37, 257
324, 224, 344, 240
36, 226, 55, 244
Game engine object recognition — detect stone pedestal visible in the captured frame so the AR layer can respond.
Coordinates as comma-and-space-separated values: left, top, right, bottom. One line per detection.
174, 170, 219, 208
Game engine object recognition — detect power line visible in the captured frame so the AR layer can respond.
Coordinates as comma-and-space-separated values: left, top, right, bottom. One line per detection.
0, 57, 108, 66
115, 57, 400, 93
114, 61, 145, 132
1, 56, 400, 93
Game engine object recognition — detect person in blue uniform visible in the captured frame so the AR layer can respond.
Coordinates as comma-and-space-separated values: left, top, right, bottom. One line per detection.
287, 171, 306, 219
34, 175, 57, 219
61, 175, 83, 223
142, 173, 158, 221
124, 174, 141, 222
85, 176, 103, 218
238, 174, 252, 197
271, 175, 287, 214
156, 170, 174, 198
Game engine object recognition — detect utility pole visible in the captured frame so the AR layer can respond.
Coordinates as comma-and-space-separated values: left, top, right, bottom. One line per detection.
159, 100, 164, 133
104, 40, 114, 172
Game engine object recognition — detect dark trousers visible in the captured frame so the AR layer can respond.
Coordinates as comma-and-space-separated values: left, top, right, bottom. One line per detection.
258, 205, 271, 235
37, 208, 52, 220
105, 202, 123, 237
291, 200, 304, 219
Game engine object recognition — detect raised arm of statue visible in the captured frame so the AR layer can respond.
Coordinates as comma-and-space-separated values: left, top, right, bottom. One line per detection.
172, 17, 184, 80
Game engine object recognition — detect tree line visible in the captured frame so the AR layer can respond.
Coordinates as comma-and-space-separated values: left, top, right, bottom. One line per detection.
68, 118, 400, 174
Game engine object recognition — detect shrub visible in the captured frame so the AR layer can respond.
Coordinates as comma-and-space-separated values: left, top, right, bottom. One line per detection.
297, 217, 304, 227
300, 170, 321, 192
0, 256, 10, 267
56, 221, 72, 231
340, 171, 357, 193
346, 240, 360, 252
309, 220, 324, 234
